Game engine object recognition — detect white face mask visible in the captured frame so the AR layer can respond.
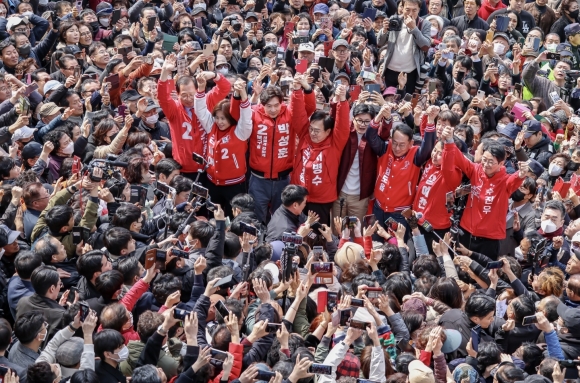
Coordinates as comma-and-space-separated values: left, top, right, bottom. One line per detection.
99, 18, 110, 27
145, 114, 159, 125
194, 2, 207, 10
548, 162, 562, 176
541, 219, 558, 233
297, 30, 309, 37
493, 42, 505, 55
218, 68, 228, 74
497, 123, 506, 130
430, 28, 438, 37
22, 11, 33, 17
111, 345, 129, 362
546, 43, 558, 52
471, 124, 481, 135
62, 142, 74, 155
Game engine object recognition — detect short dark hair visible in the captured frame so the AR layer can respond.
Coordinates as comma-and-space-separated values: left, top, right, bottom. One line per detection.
112, 203, 142, 229
94, 329, 125, 360
464, 293, 495, 319
510, 295, 536, 323
224, 232, 241, 260
14, 310, 46, 344
77, 250, 105, 280
100, 302, 129, 332
392, 124, 414, 141
352, 103, 377, 118
0, 319, 11, 352
0, 157, 15, 180
281, 185, 308, 207
34, 237, 59, 265
116, 256, 142, 285
152, 274, 182, 304
438, 110, 460, 127
104, 227, 133, 255
45, 205, 73, 234
155, 159, 181, 179
483, 141, 506, 163
544, 200, 566, 220
70, 370, 100, 383
14, 251, 42, 279
95, 270, 125, 301
189, 221, 214, 247
231, 194, 255, 213
310, 111, 335, 132
259, 86, 284, 105
169, 175, 192, 195
136, 310, 163, 342
27, 361, 56, 383
31, 265, 59, 296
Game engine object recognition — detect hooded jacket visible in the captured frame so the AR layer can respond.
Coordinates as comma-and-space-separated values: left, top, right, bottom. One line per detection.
478, 0, 507, 21
291, 100, 350, 203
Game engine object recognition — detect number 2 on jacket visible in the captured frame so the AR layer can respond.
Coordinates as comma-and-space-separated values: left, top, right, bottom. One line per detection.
182, 122, 193, 140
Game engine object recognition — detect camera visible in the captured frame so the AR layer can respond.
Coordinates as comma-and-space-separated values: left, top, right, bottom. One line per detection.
82, 155, 127, 182
388, 16, 402, 32
226, 16, 242, 31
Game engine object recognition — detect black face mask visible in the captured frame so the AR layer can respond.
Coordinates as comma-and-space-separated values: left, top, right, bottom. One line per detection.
17, 44, 31, 57
89, 21, 100, 34
570, 9, 580, 19
511, 189, 526, 202
569, 161, 580, 172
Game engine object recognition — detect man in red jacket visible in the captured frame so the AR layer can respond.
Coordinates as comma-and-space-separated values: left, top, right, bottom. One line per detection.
158, 53, 231, 177
441, 126, 529, 259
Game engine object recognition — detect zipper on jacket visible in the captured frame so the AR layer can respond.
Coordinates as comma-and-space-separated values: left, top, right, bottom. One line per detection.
408, 181, 412, 195
270, 117, 277, 178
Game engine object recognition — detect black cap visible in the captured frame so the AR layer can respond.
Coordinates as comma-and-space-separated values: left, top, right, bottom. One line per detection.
21, 141, 43, 161
120, 90, 141, 103
558, 303, 580, 336
244, 12, 259, 20
64, 45, 82, 55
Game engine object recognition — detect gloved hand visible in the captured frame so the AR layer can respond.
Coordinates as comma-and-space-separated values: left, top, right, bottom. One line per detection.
193, 27, 208, 42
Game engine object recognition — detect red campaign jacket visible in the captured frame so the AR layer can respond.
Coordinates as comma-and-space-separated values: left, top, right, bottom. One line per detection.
442, 142, 524, 239
195, 93, 252, 185
249, 89, 310, 178
291, 100, 350, 203
413, 158, 463, 230
211, 343, 243, 383
158, 75, 231, 173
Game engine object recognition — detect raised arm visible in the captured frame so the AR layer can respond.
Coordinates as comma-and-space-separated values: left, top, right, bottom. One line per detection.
193, 75, 215, 134
233, 79, 253, 141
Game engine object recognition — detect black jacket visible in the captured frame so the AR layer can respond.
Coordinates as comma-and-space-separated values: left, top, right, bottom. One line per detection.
495, 324, 541, 354
450, 14, 489, 35
170, 266, 195, 304
515, 133, 554, 168
95, 360, 126, 383
265, 206, 306, 242
51, 259, 80, 291
77, 276, 100, 301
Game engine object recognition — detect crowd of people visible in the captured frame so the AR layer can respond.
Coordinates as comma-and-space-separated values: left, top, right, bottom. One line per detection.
0, 0, 578, 382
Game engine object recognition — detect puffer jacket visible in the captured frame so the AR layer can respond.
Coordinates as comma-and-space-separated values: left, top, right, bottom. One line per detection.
120, 340, 179, 378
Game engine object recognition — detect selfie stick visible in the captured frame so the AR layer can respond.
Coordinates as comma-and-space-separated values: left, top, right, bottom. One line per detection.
423, 219, 461, 258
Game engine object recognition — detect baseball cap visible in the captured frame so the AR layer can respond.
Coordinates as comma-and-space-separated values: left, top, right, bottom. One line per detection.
12, 126, 36, 143
44, 80, 62, 95
96, 2, 113, 15
565, 22, 580, 37
332, 39, 349, 50
335, 72, 350, 82
527, 159, 544, 178
383, 86, 398, 96
63, 45, 82, 55
498, 122, 521, 141
442, 329, 462, 354
493, 32, 509, 43
298, 42, 315, 53
144, 98, 161, 113
557, 302, 580, 335
521, 49, 539, 58
409, 360, 435, 383
39, 102, 63, 117
21, 141, 43, 161
121, 90, 141, 103
264, 263, 280, 284
313, 3, 329, 14
0, 225, 19, 247
244, 12, 259, 20
558, 43, 574, 57
523, 120, 542, 138
6, 17, 27, 31
401, 297, 427, 318
215, 54, 229, 67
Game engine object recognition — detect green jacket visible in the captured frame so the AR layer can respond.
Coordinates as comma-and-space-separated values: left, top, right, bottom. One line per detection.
31, 188, 99, 259
120, 340, 179, 378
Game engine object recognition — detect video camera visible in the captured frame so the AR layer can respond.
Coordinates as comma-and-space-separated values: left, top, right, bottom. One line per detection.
225, 15, 242, 31
387, 16, 403, 32
280, 232, 303, 282
82, 154, 127, 182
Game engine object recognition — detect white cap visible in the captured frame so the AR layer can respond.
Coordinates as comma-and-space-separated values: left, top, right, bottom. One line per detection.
44, 80, 62, 94
298, 42, 315, 53
572, 231, 580, 245
264, 263, 280, 285
12, 126, 36, 143
6, 17, 27, 31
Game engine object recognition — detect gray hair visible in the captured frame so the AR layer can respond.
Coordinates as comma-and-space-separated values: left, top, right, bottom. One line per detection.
132, 365, 161, 383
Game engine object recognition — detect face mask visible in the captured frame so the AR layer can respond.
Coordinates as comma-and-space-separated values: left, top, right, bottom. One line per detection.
548, 162, 562, 176
497, 123, 506, 130
570, 161, 580, 172
471, 124, 481, 135
17, 44, 31, 57
541, 219, 558, 233
22, 11, 33, 17
315, 21, 321, 28
546, 43, 558, 52
510, 189, 526, 202
266, 42, 277, 48
89, 21, 100, 33
297, 30, 309, 37
341, 22, 347, 29
218, 68, 229, 74
38, 330, 47, 341
111, 345, 129, 362
195, 2, 207, 10
62, 142, 74, 155
570, 9, 580, 18
108, 132, 118, 143
99, 18, 110, 27
493, 42, 505, 55
430, 28, 438, 37
145, 114, 159, 124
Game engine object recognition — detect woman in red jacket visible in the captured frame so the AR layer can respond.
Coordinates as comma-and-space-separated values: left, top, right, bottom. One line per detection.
291, 84, 350, 225
194, 77, 252, 218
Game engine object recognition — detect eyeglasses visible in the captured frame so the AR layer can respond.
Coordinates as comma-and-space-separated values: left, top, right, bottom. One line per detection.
391, 141, 409, 149
481, 158, 498, 165
14, 28, 28, 33
216, 64, 229, 69
80, 32, 92, 37
334, 49, 348, 54
354, 118, 371, 125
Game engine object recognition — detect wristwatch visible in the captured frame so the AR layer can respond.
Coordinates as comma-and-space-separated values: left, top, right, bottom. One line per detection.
68, 185, 78, 194
69, 322, 79, 332
157, 325, 168, 336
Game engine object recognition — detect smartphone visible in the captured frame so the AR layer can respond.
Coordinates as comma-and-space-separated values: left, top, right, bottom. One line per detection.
514, 83, 522, 97
171, 248, 189, 258
309, 364, 332, 375
145, 249, 156, 269
117, 105, 127, 124
366, 287, 382, 298
194, 17, 203, 29
351, 298, 364, 307
471, 325, 481, 352
522, 314, 538, 326
256, 371, 276, 381
486, 29, 494, 43
363, 214, 376, 227
349, 319, 370, 329
214, 274, 233, 288
295, 59, 307, 74
385, 217, 398, 231
266, 323, 282, 332
75, 0, 82, 10
311, 262, 333, 274
349, 85, 361, 100
240, 222, 258, 236
456, 70, 465, 83
67, 287, 78, 304
550, 91, 562, 104
310, 68, 320, 82
559, 360, 580, 368
23, 83, 38, 97
111, 9, 121, 25
411, 93, 420, 109
130, 185, 146, 206
156, 249, 166, 260
485, 260, 503, 269
174, 308, 192, 320
401, 208, 413, 219
310, 221, 322, 235
339, 309, 352, 326
215, 300, 230, 318
177, 56, 187, 76
476, 90, 486, 100
313, 246, 324, 261
79, 302, 90, 321
292, 36, 309, 45
210, 348, 228, 359
72, 226, 90, 245
190, 183, 209, 199
361, 71, 376, 81
429, 80, 436, 93
546, 52, 560, 60
20, 97, 30, 116
71, 155, 81, 174
147, 16, 156, 31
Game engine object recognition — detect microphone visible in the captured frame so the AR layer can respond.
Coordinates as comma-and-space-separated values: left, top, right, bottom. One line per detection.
106, 160, 129, 168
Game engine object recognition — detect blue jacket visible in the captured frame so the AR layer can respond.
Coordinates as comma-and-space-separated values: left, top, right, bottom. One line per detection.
7, 276, 33, 319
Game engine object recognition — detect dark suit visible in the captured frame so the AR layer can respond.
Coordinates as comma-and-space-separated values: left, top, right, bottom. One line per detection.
95, 360, 126, 383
